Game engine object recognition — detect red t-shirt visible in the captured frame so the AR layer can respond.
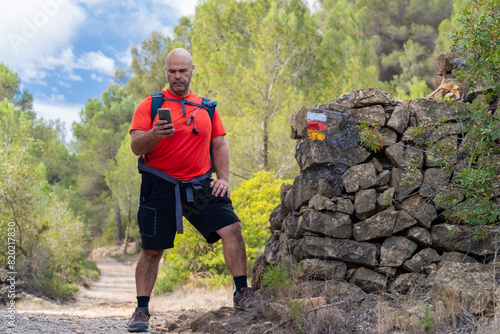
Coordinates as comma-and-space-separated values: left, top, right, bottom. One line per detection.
130, 90, 226, 181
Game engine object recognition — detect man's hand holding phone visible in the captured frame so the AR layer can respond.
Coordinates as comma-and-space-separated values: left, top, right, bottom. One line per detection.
153, 108, 175, 140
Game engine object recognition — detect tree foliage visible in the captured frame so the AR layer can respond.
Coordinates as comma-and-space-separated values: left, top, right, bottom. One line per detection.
0, 89, 97, 299
71, 85, 135, 236
192, 0, 317, 179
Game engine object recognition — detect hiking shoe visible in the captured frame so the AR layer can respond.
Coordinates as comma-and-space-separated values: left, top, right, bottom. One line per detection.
127, 307, 150, 332
233, 287, 265, 310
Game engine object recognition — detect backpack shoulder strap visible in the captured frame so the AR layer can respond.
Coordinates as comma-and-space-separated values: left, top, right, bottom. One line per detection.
201, 97, 218, 173
201, 97, 217, 122
150, 92, 165, 126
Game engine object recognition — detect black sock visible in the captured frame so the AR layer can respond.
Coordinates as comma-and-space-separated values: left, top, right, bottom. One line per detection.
233, 275, 248, 293
137, 296, 150, 308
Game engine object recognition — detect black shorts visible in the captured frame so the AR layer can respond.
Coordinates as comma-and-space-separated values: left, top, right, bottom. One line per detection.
137, 172, 240, 250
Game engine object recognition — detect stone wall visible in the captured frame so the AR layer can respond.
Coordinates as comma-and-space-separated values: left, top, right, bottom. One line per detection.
252, 52, 499, 311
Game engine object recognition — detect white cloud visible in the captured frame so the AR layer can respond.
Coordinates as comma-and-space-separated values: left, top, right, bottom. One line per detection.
90, 73, 102, 82
0, 0, 86, 80
34, 99, 83, 142
155, 0, 197, 17
80, 51, 115, 75
58, 80, 71, 87
116, 48, 133, 67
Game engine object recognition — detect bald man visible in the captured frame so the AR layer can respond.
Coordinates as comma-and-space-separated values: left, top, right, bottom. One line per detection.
127, 48, 263, 332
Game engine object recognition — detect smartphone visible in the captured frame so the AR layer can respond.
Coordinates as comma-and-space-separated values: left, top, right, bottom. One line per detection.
157, 108, 172, 123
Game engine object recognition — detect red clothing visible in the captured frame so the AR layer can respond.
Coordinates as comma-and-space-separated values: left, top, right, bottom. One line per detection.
130, 90, 226, 181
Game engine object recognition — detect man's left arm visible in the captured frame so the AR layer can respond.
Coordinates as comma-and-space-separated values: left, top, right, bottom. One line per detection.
210, 135, 231, 197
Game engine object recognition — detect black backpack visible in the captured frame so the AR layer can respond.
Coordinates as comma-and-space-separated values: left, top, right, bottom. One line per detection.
150, 92, 217, 126
145, 92, 218, 173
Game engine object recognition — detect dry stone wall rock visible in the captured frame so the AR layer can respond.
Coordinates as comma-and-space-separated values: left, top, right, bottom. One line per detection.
253, 52, 499, 310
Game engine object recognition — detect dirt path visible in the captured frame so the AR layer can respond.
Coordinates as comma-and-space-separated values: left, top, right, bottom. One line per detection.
1, 258, 233, 333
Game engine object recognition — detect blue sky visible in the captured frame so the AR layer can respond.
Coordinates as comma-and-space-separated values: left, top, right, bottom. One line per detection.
0, 0, 316, 142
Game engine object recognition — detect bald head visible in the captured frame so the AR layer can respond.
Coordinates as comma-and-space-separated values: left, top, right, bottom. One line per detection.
166, 48, 193, 67
165, 48, 195, 97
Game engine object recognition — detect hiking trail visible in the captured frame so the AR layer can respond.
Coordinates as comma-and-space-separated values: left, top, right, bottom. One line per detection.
2, 257, 233, 333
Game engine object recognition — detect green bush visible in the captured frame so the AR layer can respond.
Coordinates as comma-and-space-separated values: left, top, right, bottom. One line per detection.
262, 263, 292, 293
0, 98, 96, 300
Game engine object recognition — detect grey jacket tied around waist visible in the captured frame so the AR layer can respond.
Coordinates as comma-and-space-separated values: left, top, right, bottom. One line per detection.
138, 156, 211, 234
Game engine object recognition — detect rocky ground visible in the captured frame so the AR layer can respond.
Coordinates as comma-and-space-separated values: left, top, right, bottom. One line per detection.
1, 254, 497, 333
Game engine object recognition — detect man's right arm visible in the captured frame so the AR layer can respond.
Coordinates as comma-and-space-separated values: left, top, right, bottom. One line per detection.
130, 121, 175, 155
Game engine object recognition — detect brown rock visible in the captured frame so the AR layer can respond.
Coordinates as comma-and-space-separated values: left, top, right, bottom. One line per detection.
380, 236, 418, 267
350, 267, 387, 292
431, 224, 497, 256
262, 302, 289, 322
391, 273, 427, 294
371, 157, 384, 173
299, 259, 347, 280
393, 210, 418, 233
377, 187, 394, 210
406, 227, 432, 247
411, 98, 455, 126
425, 136, 458, 167
342, 163, 378, 193
300, 235, 378, 268
376, 170, 392, 187
441, 251, 479, 264
428, 262, 494, 315
350, 105, 386, 126
387, 104, 410, 134
402, 248, 441, 272
385, 144, 424, 169
308, 194, 336, 211
353, 88, 390, 107
299, 209, 352, 239
354, 189, 377, 220
336, 197, 354, 215
353, 207, 397, 241
398, 194, 437, 229
391, 168, 423, 198
419, 168, 452, 198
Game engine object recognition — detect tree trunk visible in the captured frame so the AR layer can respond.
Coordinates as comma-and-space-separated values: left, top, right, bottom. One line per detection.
260, 110, 268, 169
123, 217, 130, 254
115, 205, 121, 246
